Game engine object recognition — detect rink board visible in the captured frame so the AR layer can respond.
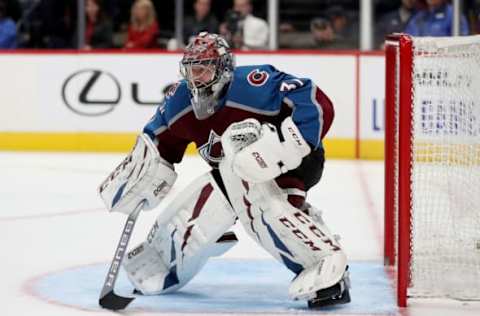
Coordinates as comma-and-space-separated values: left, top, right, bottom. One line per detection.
0, 52, 385, 159
26, 258, 397, 315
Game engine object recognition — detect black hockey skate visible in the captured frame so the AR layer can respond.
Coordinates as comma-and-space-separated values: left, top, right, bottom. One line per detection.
307, 266, 351, 308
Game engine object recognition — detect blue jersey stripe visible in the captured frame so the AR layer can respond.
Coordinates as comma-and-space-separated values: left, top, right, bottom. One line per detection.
283, 79, 324, 149
143, 107, 168, 139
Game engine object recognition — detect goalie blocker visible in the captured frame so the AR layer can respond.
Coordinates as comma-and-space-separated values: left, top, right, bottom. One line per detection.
98, 133, 177, 215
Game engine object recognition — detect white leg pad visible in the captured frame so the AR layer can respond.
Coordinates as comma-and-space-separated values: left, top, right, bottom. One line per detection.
123, 172, 238, 294
219, 160, 348, 299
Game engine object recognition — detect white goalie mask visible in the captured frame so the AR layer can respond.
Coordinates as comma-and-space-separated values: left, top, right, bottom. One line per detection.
180, 32, 235, 120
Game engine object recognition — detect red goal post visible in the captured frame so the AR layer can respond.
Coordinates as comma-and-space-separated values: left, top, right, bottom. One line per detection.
384, 33, 480, 307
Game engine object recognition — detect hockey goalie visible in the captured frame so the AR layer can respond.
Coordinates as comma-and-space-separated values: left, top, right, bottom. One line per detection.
98, 32, 350, 308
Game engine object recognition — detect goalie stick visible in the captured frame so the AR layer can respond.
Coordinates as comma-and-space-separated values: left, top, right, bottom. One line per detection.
99, 201, 144, 310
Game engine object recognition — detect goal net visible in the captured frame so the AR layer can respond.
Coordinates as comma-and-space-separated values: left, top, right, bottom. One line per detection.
384, 34, 480, 307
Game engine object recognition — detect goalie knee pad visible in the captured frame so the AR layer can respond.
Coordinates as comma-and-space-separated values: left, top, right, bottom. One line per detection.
124, 232, 237, 294
123, 172, 238, 294
245, 182, 345, 271
220, 160, 345, 269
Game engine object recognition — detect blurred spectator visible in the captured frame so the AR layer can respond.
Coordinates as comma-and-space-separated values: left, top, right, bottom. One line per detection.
124, 0, 158, 49
220, 0, 269, 50
468, 0, 480, 34
278, 17, 354, 50
183, 0, 218, 45
279, 22, 295, 33
405, 0, 469, 36
37, 0, 77, 48
4, 0, 21, 22
83, 0, 113, 49
0, 0, 17, 48
85, 0, 113, 49
309, 17, 352, 49
476, 4, 480, 34
325, 5, 358, 49
375, 0, 415, 48
15, 0, 46, 48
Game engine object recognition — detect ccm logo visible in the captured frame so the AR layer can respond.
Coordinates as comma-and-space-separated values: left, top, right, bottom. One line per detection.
98, 156, 132, 193
127, 244, 144, 259
147, 221, 160, 243
252, 152, 268, 168
279, 211, 340, 252
288, 127, 303, 146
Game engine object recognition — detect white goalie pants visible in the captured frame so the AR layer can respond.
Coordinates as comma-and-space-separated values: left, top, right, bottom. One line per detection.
123, 162, 346, 298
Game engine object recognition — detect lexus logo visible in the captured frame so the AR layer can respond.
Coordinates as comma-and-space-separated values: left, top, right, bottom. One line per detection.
62, 69, 121, 116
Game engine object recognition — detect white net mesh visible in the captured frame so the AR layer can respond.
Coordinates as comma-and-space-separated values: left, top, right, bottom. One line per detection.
409, 36, 480, 299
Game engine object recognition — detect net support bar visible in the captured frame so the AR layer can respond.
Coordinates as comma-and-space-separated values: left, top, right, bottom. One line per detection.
396, 35, 413, 308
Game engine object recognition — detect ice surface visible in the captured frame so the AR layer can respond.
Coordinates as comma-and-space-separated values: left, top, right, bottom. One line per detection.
1, 152, 478, 316
31, 259, 397, 314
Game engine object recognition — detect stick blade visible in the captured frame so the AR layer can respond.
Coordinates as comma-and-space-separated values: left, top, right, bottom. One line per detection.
99, 291, 135, 311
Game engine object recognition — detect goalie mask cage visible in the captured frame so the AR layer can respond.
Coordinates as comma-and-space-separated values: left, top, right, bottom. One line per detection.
384, 33, 480, 307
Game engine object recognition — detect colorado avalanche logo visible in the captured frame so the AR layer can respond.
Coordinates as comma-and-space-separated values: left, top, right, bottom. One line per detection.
198, 130, 223, 168
247, 69, 269, 87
